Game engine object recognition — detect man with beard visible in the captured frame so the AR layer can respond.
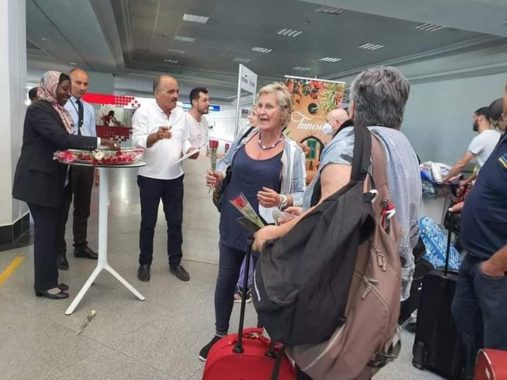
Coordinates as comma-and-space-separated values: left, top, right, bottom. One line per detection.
442, 107, 500, 182
186, 87, 210, 156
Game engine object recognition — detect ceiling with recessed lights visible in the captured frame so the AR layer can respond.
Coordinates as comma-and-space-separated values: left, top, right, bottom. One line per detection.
26, 0, 507, 101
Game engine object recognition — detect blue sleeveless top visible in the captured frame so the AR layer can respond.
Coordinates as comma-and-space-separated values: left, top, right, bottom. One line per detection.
219, 145, 283, 251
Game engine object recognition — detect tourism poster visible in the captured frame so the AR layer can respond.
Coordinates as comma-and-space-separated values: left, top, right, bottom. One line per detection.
284, 76, 346, 183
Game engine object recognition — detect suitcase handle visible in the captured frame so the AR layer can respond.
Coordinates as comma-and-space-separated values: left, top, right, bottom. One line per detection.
444, 211, 454, 276
233, 237, 254, 353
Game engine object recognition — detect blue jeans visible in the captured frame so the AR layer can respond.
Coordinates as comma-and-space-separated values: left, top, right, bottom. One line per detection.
214, 241, 257, 335
451, 253, 507, 377
137, 175, 184, 267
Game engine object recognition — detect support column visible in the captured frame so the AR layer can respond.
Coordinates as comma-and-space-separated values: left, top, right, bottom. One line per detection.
0, 0, 29, 248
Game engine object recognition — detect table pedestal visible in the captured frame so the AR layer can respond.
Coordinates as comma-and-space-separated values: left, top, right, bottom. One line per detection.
65, 166, 145, 315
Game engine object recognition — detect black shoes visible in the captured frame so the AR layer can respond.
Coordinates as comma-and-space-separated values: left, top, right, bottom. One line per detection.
198, 335, 223, 362
35, 288, 69, 299
137, 264, 151, 282
58, 283, 69, 291
170, 265, 190, 282
57, 254, 69, 270
74, 246, 98, 260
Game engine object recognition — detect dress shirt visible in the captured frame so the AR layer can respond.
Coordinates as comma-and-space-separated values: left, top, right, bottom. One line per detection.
132, 101, 193, 180
64, 96, 97, 137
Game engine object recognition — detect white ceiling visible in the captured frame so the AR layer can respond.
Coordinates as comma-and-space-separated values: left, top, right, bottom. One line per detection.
26, 0, 507, 101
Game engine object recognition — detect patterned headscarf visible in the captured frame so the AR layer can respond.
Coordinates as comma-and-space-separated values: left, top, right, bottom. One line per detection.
37, 71, 74, 133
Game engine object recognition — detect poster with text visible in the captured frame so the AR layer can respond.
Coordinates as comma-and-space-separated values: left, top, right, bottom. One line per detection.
284, 76, 345, 183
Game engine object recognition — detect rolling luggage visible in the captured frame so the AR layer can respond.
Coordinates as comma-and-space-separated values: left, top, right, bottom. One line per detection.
412, 213, 466, 379
474, 349, 507, 380
202, 240, 295, 380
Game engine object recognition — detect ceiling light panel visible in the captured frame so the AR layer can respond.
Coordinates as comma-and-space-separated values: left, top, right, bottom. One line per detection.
251, 47, 272, 53
182, 13, 209, 24
168, 48, 185, 54
164, 59, 179, 64
416, 23, 445, 32
320, 57, 341, 62
233, 57, 251, 63
278, 28, 303, 37
174, 36, 195, 43
358, 43, 384, 51
314, 6, 344, 15
293, 67, 311, 71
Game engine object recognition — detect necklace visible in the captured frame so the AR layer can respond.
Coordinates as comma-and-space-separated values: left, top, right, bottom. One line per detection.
257, 133, 283, 150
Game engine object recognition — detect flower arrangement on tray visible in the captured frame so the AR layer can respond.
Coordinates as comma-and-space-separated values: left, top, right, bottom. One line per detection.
53, 147, 144, 166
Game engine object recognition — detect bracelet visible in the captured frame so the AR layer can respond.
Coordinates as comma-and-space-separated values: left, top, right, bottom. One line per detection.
279, 194, 288, 209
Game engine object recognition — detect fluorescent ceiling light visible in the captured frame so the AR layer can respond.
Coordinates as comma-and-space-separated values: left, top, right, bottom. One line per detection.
251, 47, 272, 53
69, 62, 76, 66
182, 13, 209, 24
168, 48, 186, 54
164, 59, 179, 64
415, 23, 445, 32
278, 28, 303, 37
358, 43, 384, 51
233, 57, 251, 63
174, 36, 195, 43
314, 6, 344, 15
293, 67, 311, 71
320, 57, 341, 62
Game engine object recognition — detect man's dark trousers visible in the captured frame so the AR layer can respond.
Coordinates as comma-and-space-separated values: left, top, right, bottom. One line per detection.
137, 174, 184, 267
57, 166, 95, 254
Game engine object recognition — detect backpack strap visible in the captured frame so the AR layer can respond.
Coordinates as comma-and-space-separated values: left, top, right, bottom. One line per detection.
370, 134, 388, 191
310, 125, 371, 206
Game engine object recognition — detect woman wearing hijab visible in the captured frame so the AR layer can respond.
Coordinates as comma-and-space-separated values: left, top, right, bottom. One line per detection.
13, 71, 117, 300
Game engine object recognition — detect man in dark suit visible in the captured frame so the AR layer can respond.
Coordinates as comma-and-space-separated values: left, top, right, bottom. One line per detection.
56, 68, 98, 270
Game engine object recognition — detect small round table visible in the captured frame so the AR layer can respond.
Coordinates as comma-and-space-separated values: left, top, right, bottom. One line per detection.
65, 161, 146, 315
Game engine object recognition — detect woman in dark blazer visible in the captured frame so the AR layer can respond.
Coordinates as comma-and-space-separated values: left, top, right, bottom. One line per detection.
12, 71, 117, 299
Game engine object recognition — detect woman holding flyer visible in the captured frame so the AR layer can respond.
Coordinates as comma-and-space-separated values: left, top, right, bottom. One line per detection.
199, 82, 306, 361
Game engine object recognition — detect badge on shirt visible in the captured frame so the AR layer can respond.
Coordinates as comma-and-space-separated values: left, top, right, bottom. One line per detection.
498, 153, 507, 169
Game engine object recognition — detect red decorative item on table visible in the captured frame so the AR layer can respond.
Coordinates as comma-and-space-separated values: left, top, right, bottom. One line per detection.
53, 148, 143, 166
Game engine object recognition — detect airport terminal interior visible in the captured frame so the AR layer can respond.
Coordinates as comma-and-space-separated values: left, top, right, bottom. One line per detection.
1, 0, 507, 379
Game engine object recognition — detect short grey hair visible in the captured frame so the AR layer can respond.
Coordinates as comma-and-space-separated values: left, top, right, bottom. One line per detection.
256, 82, 293, 129
350, 66, 410, 130
153, 75, 163, 93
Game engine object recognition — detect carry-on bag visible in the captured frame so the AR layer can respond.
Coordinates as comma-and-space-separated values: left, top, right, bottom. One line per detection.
474, 348, 507, 380
412, 213, 466, 379
202, 240, 295, 380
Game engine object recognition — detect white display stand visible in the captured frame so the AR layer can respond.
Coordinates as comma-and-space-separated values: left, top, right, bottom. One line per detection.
65, 162, 146, 315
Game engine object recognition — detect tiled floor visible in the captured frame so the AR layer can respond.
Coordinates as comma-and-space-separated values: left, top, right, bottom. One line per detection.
0, 158, 442, 379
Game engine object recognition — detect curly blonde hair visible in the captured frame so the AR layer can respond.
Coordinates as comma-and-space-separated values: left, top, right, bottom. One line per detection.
256, 82, 293, 129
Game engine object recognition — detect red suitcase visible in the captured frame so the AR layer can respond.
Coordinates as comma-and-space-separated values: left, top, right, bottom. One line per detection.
203, 327, 296, 380
474, 349, 507, 380
202, 239, 295, 380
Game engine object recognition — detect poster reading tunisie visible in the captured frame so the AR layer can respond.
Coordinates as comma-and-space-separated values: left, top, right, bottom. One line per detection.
283, 76, 346, 183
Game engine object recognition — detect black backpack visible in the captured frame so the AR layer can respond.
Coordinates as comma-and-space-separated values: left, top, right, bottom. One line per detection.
252, 125, 377, 346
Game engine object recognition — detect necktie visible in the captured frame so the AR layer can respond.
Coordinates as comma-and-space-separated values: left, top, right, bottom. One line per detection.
75, 99, 84, 135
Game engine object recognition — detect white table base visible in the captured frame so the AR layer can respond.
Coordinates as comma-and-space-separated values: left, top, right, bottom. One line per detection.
65, 166, 145, 315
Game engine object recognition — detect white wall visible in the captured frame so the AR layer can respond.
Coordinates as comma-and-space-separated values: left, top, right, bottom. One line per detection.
403, 72, 507, 164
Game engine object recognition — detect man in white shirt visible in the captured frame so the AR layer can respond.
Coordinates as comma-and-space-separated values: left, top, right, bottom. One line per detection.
186, 87, 210, 155
57, 68, 98, 270
132, 75, 198, 282
443, 107, 501, 182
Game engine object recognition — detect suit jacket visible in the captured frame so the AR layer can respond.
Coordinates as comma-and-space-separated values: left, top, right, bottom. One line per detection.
12, 100, 98, 208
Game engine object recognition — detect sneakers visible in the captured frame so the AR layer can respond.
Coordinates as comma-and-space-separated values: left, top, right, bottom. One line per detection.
233, 288, 252, 303
198, 335, 223, 362
170, 265, 190, 282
